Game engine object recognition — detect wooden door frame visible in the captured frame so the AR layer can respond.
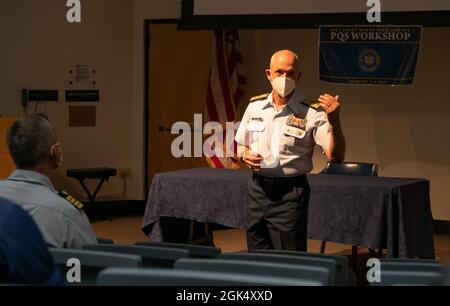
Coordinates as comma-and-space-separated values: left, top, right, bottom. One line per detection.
144, 19, 181, 198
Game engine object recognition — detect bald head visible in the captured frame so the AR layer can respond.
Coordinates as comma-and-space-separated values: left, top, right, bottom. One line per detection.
270, 50, 299, 70
266, 49, 301, 82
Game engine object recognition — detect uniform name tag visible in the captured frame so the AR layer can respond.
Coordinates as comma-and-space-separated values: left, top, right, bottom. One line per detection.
247, 120, 266, 132
251, 117, 263, 122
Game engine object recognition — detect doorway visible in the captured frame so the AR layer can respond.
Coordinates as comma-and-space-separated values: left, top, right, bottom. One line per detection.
146, 23, 213, 187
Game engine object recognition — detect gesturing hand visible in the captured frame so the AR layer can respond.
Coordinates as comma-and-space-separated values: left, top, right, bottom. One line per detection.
318, 94, 341, 123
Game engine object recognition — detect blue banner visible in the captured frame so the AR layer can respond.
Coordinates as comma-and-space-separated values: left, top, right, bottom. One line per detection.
319, 26, 422, 85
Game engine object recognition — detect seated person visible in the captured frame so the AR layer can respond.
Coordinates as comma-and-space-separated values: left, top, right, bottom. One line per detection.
0, 196, 63, 285
0, 114, 97, 249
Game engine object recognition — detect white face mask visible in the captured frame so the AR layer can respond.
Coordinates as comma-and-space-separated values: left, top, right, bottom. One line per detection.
270, 76, 296, 98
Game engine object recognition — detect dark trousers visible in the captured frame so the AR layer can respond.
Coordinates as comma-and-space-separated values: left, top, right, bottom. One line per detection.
246, 173, 310, 251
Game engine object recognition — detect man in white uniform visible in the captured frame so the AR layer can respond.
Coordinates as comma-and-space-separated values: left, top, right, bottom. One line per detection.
235, 50, 346, 251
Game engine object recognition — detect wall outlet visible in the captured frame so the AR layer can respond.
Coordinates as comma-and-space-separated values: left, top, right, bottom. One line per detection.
117, 168, 131, 177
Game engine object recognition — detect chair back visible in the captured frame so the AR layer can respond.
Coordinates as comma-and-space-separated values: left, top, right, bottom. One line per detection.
321, 162, 378, 176
442, 266, 450, 285
136, 241, 221, 258
371, 271, 443, 286
174, 258, 330, 285
218, 253, 336, 285
83, 244, 189, 268
49, 248, 142, 285
97, 268, 322, 286
380, 258, 438, 264
380, 260, 443, 274
97, 237, 114, 244
255, 249, 349, 285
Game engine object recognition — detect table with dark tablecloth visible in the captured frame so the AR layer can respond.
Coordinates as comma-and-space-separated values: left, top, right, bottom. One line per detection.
142, 167, 435, 258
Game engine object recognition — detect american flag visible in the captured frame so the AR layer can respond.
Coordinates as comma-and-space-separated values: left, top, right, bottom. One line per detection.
204, 30, 246, 169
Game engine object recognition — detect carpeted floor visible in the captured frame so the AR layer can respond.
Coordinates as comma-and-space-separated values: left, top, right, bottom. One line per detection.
92, 215, 450, 264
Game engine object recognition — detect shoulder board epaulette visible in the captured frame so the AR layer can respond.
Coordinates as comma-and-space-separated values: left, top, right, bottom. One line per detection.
301, 99, 321, 110
58, 190, 84, 210
249, 93, 270, 103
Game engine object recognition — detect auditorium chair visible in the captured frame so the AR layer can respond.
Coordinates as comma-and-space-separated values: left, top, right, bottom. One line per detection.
370, 271, 444, 286
97, 268, 321, 286
218, 253, 337, 285
135, 241, 221, 258
254, 249, 353, 285
379, 259, 443, 273
370, 259, 445, 286
174, 258, 330, 285
97, 237, 114, 244
380, 258, 438, 264
320, 161, 378, 176
442, 266, 450, 285
82, 244, 189, 268
319, 161, 380, 273
49, 248, 142, 285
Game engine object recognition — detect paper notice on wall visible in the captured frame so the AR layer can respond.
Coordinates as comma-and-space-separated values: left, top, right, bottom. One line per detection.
72, 64, 95, 89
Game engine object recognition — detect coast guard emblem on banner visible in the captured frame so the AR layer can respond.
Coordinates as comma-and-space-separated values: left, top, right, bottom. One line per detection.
358, 49, 381, 72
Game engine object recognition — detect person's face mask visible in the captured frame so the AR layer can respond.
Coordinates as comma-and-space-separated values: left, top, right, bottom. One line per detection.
270, 76, 296, 98
50, 142, 63, 168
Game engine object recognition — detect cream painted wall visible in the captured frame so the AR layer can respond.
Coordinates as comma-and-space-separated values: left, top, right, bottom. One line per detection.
0, 0, 181, 200
0, 0, 181, 201
239, 28, 450, 220
0, 0, 134, 200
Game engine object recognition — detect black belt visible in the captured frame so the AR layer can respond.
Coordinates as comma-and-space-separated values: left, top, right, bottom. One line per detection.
253, 173, 308, 189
